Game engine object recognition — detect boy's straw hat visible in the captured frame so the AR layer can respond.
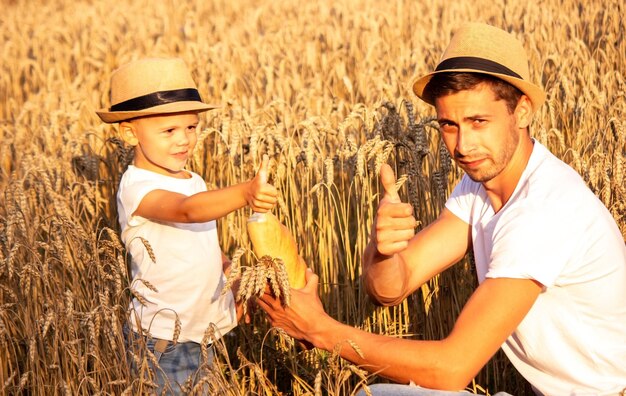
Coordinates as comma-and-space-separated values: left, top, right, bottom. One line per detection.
96, 58, 218, 123
412, 23, 546, 112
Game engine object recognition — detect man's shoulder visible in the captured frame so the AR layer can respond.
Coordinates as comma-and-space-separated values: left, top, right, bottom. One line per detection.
524, 143, 591, 199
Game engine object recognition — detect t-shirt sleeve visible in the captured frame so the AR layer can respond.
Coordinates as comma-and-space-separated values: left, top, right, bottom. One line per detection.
118, 170, 207, 228
118, 177, 162, 227
486, 202, 581, 287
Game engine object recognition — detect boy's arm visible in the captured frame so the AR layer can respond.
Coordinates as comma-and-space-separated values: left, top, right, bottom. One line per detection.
258, 270, 542, 390
362, 165, 470, 305
221, 251, 249, 323
222, 251, 232, 274
134, 156, 277, 223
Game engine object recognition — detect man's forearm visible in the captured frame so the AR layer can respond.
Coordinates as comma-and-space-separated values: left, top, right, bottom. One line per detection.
362, 240, 410, 306
311, 314, 468, 390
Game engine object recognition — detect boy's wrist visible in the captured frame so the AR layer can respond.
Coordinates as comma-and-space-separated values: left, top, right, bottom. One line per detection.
243, 179, 254, 208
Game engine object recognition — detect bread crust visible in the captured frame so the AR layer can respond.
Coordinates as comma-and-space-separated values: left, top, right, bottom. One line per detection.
247, 213, 307, 289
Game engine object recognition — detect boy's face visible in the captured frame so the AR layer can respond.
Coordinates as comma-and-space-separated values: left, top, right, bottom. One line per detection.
121, 112, 200, 178
435, 82, 531, 186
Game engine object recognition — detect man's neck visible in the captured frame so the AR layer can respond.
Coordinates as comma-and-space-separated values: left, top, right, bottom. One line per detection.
483, 136, 534, 213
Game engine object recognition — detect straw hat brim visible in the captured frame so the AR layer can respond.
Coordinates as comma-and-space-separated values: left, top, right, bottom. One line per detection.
412, 69, 546, 113
96, 101, 220, 123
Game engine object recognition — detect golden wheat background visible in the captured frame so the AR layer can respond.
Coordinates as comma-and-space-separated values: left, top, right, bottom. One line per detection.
1, 0, 624, 394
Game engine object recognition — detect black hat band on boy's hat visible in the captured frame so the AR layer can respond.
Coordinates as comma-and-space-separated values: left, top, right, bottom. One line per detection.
109, 88, 203, 112
96, 58, 219, 124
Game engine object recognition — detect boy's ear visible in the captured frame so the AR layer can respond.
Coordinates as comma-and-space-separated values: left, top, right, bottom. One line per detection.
119, 121, 138, 146
515, 95, 533, 129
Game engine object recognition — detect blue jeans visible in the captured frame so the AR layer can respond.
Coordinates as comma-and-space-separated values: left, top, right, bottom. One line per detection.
124, 326, 215, 395
357, 383, 513, 396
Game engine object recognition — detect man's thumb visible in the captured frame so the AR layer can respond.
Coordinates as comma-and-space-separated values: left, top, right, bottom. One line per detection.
257, 154, 269, 184
380, 164, 400, 202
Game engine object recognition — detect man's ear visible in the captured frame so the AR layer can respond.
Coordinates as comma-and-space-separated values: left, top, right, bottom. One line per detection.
119, 121, 138, 146
515, 95, 533, 129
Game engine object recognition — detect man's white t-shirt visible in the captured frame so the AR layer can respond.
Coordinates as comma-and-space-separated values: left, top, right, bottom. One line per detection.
118, 165, 237, 344
445, 141, 626, 395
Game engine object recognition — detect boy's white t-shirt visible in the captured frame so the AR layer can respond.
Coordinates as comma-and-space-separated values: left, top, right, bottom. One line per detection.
117, 165, 237, 344
445, 141, 626, 395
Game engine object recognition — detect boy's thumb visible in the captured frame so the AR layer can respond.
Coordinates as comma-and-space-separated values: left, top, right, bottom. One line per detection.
304, 268, 319, 291
380, 164, 400, 202
257, 154, 269, 184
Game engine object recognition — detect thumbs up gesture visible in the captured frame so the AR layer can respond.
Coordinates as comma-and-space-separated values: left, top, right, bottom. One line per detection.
247, 154, 278, 213
373, 164, 417, 256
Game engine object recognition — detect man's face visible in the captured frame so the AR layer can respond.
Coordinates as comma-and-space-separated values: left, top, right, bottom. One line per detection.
125, 112, 200, 178
435, 83, 525, 186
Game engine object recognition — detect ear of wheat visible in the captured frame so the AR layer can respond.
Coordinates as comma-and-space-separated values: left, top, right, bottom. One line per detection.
230, 255, 292, 315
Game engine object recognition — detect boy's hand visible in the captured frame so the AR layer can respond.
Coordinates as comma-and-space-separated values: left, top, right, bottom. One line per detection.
247, 154, 278, 213
235, 296, 255, 324
373, 164, 416, 256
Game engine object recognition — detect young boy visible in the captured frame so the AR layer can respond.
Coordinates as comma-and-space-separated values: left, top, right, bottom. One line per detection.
96, 57, 278, 393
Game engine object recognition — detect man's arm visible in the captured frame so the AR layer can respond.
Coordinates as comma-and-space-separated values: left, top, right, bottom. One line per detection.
362, 165, 470, 305
134, 156, 278, 223
258, 270, 542, 390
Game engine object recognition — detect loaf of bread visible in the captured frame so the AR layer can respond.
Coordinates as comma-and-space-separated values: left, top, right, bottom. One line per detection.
247, 212, 307, 289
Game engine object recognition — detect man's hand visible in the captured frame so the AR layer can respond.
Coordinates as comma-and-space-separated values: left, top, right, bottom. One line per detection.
373, 164, 417, 256
256, 269, 326, 348
247, 154, 279, 212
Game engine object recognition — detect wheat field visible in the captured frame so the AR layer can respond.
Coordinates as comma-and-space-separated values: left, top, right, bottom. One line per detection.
1, 0, 624, 394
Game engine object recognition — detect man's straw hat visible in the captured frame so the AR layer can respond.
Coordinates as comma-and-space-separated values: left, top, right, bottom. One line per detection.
96, 58, 219, 123
412, 23, 546, 112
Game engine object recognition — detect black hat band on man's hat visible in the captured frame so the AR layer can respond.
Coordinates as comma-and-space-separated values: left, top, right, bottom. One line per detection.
435, 57, 522, 80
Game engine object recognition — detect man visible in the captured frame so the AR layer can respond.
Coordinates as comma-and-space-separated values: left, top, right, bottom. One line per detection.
257, 23, 626, 395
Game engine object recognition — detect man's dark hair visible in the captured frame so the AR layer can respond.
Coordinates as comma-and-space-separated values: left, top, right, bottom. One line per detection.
423, 72, 524, 113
